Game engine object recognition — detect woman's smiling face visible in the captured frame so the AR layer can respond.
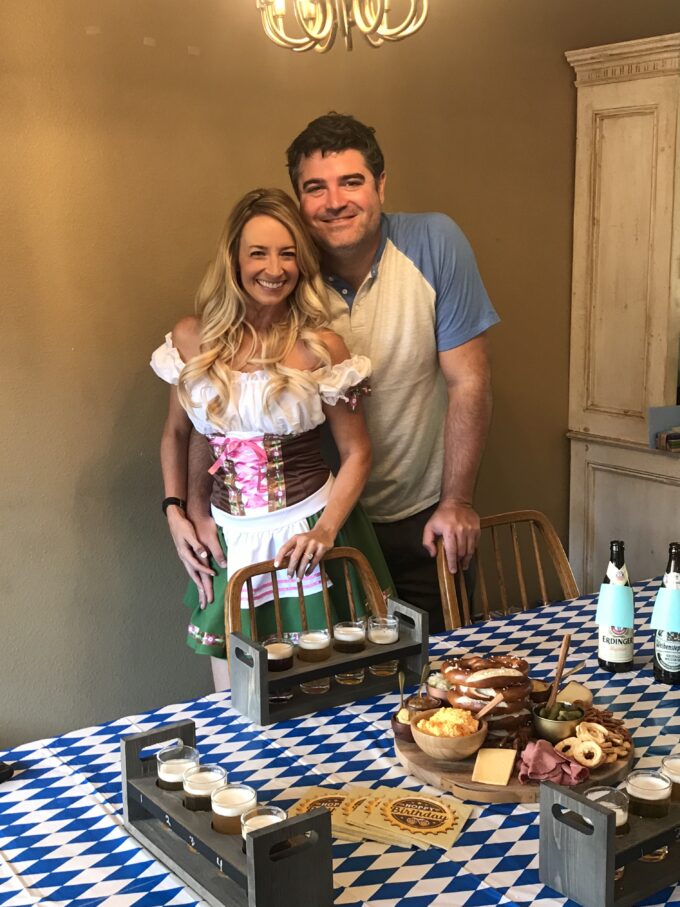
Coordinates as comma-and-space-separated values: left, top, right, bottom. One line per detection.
238, 214, 299, 314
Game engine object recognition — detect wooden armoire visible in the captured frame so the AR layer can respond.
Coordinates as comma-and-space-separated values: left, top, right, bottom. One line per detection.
566, 34, 680, 592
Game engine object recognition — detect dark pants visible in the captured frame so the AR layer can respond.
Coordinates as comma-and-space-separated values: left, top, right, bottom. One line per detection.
372, 503, 446, 634
372, 503, 475, 634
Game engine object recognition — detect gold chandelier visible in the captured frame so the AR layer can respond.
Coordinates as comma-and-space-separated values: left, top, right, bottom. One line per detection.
256, 1, 429, 53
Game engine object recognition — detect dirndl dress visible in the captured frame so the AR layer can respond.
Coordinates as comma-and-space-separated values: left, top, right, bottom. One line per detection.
151, 333, 394, 658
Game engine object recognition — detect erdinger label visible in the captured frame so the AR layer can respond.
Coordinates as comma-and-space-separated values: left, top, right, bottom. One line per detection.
598, 625, 634, 663
381, 795, 456, 835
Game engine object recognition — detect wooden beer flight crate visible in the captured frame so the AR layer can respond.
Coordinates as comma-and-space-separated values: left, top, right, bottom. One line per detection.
539, 781, 680, 907
121, 720, 333, 907
229, 596, 429, 726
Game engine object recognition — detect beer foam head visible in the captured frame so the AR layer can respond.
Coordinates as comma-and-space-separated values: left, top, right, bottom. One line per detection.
242, 813, 284, 837
265, 642, 294, 660
183, 767, 226, 795
585, 789, 628, 825
626, 773, 671, 800
298, 631, 330, 650
661, 756, 680, 783
157, 757, 197, 782
368, 626, 399, 643
334, 626, 365, 642
212, 786, 257, 816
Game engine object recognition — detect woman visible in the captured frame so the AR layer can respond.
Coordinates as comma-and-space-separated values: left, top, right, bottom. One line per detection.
151, 188, 392, 690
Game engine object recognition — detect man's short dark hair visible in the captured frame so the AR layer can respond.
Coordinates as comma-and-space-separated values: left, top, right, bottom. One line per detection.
286, 112, 385, 193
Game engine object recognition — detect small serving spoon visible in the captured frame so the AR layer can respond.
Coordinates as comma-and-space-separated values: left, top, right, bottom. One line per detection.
398, 671, 406, 712
419, 662, 430, 696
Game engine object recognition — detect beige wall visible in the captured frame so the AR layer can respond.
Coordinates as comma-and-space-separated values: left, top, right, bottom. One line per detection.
2, 0, 679, 747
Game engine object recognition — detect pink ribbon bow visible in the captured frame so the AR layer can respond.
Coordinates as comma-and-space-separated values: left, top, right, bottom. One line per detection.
208, 436, 269, 508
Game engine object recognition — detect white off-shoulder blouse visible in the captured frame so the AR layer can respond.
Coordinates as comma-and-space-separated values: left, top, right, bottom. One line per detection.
150, 332, 371, 437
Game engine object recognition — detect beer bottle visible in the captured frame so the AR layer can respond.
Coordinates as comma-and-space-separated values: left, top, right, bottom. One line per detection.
598, 540, 635, 672
653, 542, 680, 686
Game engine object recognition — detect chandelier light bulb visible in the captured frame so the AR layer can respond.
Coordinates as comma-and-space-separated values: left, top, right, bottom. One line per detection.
256, 0, 429, 53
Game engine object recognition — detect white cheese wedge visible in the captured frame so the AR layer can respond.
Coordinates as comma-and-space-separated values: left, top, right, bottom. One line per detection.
556, 681, 593, 707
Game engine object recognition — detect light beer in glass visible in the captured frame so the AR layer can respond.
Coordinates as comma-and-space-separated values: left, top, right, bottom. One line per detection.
368, 615, 399, 676
241, 805, 287, 851
211, 783, 257, 834
661, 755, 680, 801
156, 742, 200, 791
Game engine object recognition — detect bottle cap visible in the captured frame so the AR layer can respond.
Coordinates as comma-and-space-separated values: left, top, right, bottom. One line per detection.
596, 584, 634, 626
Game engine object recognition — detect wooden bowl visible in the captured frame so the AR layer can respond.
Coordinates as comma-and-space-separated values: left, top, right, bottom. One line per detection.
406, 694, 442, 715
391, 713, 415, 743
426, 683, 451, 702
410, 708, 488, 760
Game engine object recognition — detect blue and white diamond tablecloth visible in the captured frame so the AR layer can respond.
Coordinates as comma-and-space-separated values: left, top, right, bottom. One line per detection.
1, 580, 679, 907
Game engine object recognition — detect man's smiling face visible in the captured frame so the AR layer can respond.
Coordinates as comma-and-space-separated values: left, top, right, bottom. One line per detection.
296, 149, 385, 258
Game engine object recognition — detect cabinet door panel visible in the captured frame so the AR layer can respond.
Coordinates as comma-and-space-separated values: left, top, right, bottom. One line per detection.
569, 75, 679, 444
569, 438, 680, 591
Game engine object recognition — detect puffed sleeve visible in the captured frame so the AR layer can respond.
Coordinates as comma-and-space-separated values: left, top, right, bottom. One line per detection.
150, 332, 184, 385
318, 355, 372, 411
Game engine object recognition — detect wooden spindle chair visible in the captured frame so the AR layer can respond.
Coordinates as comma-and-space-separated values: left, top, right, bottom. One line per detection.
225, 546, 388, 646
436, 510, 579, 630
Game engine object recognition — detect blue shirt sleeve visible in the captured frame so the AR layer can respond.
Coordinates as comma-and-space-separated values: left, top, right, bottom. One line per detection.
422, 214, 499, 351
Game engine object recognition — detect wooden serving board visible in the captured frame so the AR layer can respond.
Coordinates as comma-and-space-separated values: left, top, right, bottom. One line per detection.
393, 737, 634, 804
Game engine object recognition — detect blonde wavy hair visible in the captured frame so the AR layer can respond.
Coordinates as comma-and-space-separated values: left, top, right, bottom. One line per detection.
178, 188, 333, 428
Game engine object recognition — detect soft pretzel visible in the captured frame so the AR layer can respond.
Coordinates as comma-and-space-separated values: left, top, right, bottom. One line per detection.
442, 655, 529, 686
446, 692, 528, 713
442, 653, 533, 746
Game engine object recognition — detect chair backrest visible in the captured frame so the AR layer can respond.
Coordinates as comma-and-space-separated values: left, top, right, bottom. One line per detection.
436, 509, 579, 629
225, 546, 387, 642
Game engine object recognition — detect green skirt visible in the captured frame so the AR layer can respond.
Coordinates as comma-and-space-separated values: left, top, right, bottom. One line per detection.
183, 505, 393, 658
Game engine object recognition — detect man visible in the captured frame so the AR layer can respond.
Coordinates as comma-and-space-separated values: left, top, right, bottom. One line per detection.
175, 113, 498, 633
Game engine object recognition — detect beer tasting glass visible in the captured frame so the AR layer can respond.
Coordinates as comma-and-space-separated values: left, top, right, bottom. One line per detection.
661, 755, 680, 801
156, 742, 200, 791
264, 636, 295, 672
298, 629, 331, 694
182, 764, 227, 812
625, 769, 672, 862
241, 804, 287, 852
333, 619, 366, 685
211, 783, 257, 834
264, 633, 296, 703
585, 786, 629, 880
367, 615, 399, 676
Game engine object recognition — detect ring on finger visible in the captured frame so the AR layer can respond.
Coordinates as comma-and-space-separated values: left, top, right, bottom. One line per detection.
306, 552, 314, 560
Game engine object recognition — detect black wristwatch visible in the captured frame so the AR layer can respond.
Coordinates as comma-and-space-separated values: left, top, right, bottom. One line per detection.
162, 497, 187, 515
